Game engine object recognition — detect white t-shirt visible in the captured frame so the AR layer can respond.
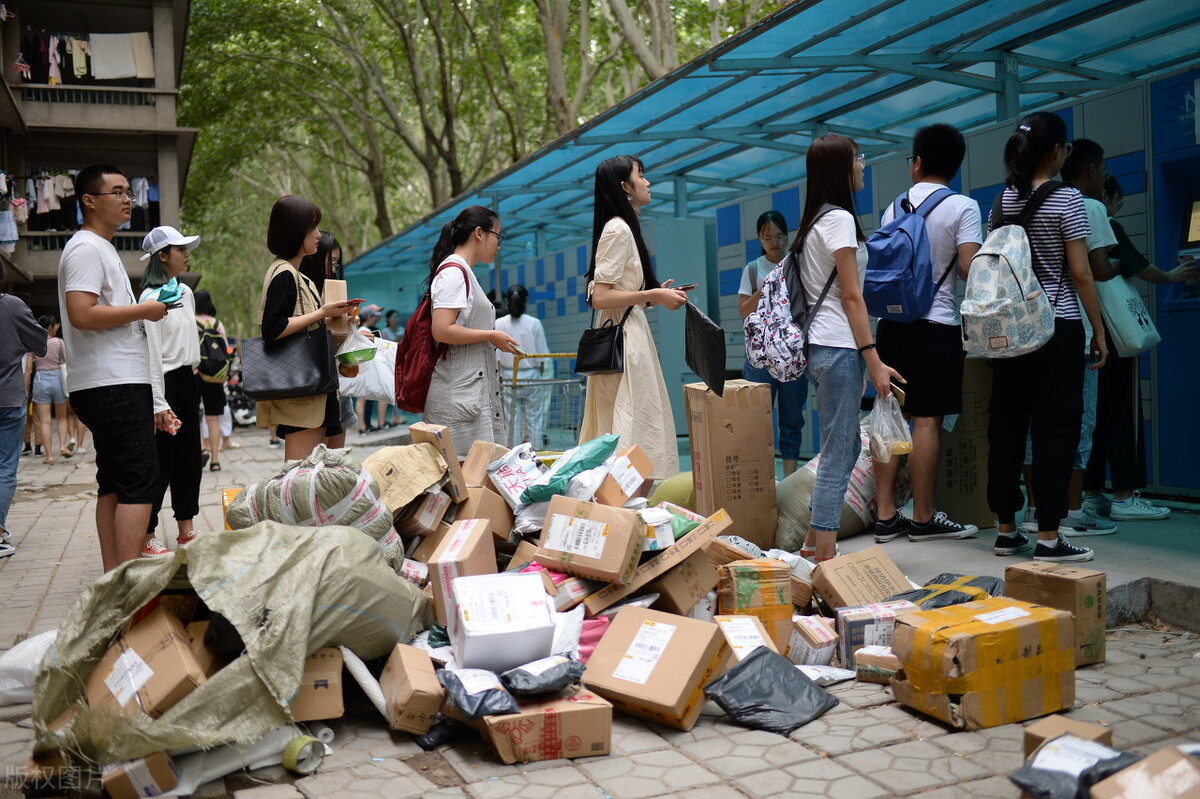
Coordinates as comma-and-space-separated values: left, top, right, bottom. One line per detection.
430, 254, 478, 325
799, 209, 868, 349
738, 255, 781, 296
57, 230, 158, 402
495, 313, 549, 377
879, 182, 982, 325
1077, 196, 1118, 351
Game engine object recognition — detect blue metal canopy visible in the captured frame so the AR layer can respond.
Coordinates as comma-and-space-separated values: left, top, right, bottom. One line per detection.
348, 0, 1200, 276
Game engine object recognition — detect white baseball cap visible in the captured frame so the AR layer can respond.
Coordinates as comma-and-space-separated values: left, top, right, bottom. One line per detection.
140, 226, 200, 260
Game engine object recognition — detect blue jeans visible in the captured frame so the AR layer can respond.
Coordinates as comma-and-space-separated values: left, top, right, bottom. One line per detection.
742, 363, 808, 460
0, 405, 25, 532
806, 345, 863, 532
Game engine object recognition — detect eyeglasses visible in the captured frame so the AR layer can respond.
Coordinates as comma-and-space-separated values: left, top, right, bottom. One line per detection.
90, 190, 135, 202
854, 153, 866, 162
483, 229, 505, 244
760, 234, 788, 245
905, 156, 916, 165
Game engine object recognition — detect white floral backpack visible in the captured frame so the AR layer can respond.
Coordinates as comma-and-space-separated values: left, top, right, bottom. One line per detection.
961, 182, 1061, 358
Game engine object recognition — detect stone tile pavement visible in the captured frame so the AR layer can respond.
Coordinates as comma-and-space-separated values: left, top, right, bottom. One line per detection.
1, 428, 1198, 797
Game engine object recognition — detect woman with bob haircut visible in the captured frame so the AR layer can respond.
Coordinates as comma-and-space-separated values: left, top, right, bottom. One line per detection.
577, 155, 687, 478
794, 134, 903, 563
425, 204, 517, 449
256, 196, 356, 461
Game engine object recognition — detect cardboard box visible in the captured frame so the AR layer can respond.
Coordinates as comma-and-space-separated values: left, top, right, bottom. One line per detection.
582, 508, 731, 615
812, 545, 911, 609
854, 645, 902, 684
101, 751, 177, 799
380, 644, 445, 735
184, 621, 225, 678
395, 489, 453, 536
428, 518, 497, 627
787, 615, 838, 666
535, 495, 645, 584
648, 549, 718, 615
481, 687, 613, 764
1023, 714, 1113, 758
451, 572, 556, 673
594, 445, 654, 507
85, 606, 206, 718
548, 574, 602, 612
791, 577, 815, 609
584, 607, 727, 731
835, 600, 919, 665
934, 357, 993, 529
322, 278, 349, 336
890, 597, 1075, 730
291, 647, 344, 721
684, 381, 777, 549
409, 422, 467, 503
1091, 746, 1200, 799
714, 614, 778, 662
221, 488, 240, 530
444, 485, 515, 542
462, 441, 509, 488
717, 559, 792, 652
1006, 562, 1107, 666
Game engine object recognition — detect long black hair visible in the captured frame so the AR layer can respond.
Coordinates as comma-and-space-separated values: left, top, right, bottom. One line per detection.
506, 284, 528, 319
586, 155, 659, 298
194, 289, 218, 317
299, 231, 341, 294
791, 134, 865, 255
427, 205, 499, 286
1004, 112, 1068, 198
37, 314, 57, 331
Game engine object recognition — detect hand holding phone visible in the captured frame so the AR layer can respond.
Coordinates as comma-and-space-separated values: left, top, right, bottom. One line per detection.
676, 281, 699, 291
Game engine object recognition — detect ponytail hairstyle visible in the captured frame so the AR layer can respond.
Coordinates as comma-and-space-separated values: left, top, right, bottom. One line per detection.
299, 231, 340, 294
37, 314, 58, 331
506, 284, 528, 319
790, 134, 865, 256
1003, 111, 1068, 198
427, 205, 499, 286
586, 155, 659, 299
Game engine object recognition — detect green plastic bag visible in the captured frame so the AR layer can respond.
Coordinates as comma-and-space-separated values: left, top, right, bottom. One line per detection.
520, 434, 620, 504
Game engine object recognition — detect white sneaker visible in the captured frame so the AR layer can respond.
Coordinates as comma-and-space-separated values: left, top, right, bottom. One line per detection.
1110, 492, 1170, 521
75, 447, 88, 456
0, 543, 14, 559
1062, 507, 1118, 536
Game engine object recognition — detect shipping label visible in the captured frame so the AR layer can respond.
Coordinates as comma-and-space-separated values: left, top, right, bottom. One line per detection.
545, 514, 608, 560
1031, 735, 1120, 776
609, 455, 644, 496
975, 606, 1031, 625
457, 669, 504, 695
717, 617, 769, 660
105, 648, 154, 706
458, 583, 547, 626
519, 655, 569, 677
612, 620, 676, 685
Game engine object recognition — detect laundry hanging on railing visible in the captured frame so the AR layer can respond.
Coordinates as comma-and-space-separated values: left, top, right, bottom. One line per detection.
17, 29, 152, 83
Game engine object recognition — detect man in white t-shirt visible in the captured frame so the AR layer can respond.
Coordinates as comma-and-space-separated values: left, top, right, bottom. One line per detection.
57, 164, 176, 572
872, 124, 983, 545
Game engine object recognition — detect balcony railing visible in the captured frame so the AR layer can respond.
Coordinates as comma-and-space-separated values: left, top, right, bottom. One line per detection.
15, 84, 167, 107
22, 232, 148, 252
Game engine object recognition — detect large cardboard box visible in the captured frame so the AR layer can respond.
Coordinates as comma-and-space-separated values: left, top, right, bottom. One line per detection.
101, 751, 177, 799
1090, 746, 1200, 799
451, 572, 556, 673
535, 495, 645, 584
380, 644, 445, 735
582, 508, 731, 615
593, 445, 654, 507
787, 615, 838, 666
411, 520, 453, 563
714, 614, 778, 662
812, 545, 910, 609
444, 485, 515, 542
395, 489, 453, 537
648, 549, 719, 615
583, 607, 728, 731
409, 422, 467, 503
934, 357, 993, 529
428, 518, 497, 627
481, 687, 612, 764
684, 380, 777, 549
462, 441, 509, 488
85, 606, 206, 718
890, 597, 1075, 730
1006, 562, 1107, 666
291, 647, 344, 721
835, 600, 919, 666
1022, 714, 1112, 758
716, 559, 792, 652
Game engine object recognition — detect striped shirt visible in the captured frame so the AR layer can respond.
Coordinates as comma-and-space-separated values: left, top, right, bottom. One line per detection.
992, 184, 1090, 320
32, 336, 64, 372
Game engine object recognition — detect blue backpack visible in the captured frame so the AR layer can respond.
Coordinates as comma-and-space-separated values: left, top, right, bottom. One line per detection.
864, 187, 957, 322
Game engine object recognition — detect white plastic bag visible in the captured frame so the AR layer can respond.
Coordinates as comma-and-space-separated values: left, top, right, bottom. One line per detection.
869, 393, 912, 463
0, 629, 56, 706
336, 328, 377, 365
339, 337, 397, 405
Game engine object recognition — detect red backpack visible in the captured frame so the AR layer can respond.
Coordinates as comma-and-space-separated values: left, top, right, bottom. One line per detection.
394, 261, 470, 413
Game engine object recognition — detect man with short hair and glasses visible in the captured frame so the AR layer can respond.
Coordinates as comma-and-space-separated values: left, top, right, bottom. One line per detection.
57, 164, 177, 571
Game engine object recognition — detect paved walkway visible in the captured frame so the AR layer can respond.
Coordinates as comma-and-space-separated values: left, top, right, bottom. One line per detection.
0, 429, 1197, 798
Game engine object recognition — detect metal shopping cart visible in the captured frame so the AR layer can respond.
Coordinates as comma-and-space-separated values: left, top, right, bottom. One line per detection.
503, 353, 584, 452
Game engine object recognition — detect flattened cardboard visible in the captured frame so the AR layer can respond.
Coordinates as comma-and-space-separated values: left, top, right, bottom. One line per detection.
933, 357, 994, 528
594, 445, 654, 507
890, 598, 1075, 730
409, 422, 467, 503
536, 495, 645, 584
812, 545, 910, 609
450, 572, 556, 673
361, 443, 449, 517
835, 600, 919, 666
444, 485, 515, 542
648, 549, 719, 615
583, 607, 727, 731
1091, 746, 1200, 799
380, 644, 445, 735
101, 751, 177, 799
481, 688, 613, 764
291, 647, 344, 721
1022, 714, 1112, 758
1006, 562, 1107, 666
428, 518, 497, 627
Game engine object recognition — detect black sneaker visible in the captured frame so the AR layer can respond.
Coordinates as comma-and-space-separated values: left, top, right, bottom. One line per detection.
909, 511, 979, 542
1034, 535, 1094, 563
874, 513, 912, 543
994, 530, 1033, 556
20, 443, 32, 456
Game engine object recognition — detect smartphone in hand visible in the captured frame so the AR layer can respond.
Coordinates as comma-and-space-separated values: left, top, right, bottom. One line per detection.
676, 281, 699, 291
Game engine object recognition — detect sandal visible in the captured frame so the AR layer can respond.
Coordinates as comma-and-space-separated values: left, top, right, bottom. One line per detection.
210, 462, 222, 472
60, 448, 73, 458
42, 457, 54, 465
799, 543, 841, 561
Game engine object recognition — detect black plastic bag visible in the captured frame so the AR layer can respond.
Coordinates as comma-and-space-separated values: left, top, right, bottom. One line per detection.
500, 655, 585, 697
685, 300, 726, 397
887, 573, 1005, 609
704, 646, 838, 735
437, 668, 520, 720
1009, 735, 1142, 799
414, 718, 473, 751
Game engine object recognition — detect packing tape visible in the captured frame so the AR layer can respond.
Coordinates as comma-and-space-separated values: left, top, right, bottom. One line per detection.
282, 735, 324, 775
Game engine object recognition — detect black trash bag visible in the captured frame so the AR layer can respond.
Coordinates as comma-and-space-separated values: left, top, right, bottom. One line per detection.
703, 646, 838, 735
414, 718, 473, 751
437, 668, 520, 720
1009, 735, 1142, 799
887, 573, 1005, 609
685, 300, 726, 397
500, 655, 585, 697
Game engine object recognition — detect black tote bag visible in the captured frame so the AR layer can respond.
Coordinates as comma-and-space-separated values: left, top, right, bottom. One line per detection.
240, 322, 338, 401
684, 300, 726, 396
575, 306, 634, 376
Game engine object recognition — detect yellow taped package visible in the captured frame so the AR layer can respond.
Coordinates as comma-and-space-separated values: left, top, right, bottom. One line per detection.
889, 597, 1074, 730
717, 558, 792, 652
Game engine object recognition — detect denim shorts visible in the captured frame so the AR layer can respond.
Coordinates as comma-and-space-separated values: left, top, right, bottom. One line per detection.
31, 370, 67, 405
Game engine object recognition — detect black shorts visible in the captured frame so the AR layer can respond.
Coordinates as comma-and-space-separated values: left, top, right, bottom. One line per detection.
70, 384, 159, 504
276, 392, 343, 439
198, 377, 226, 416
875, 319, 965, 418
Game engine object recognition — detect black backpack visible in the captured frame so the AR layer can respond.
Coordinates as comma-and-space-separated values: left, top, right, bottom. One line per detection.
196, 320, 231, 383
